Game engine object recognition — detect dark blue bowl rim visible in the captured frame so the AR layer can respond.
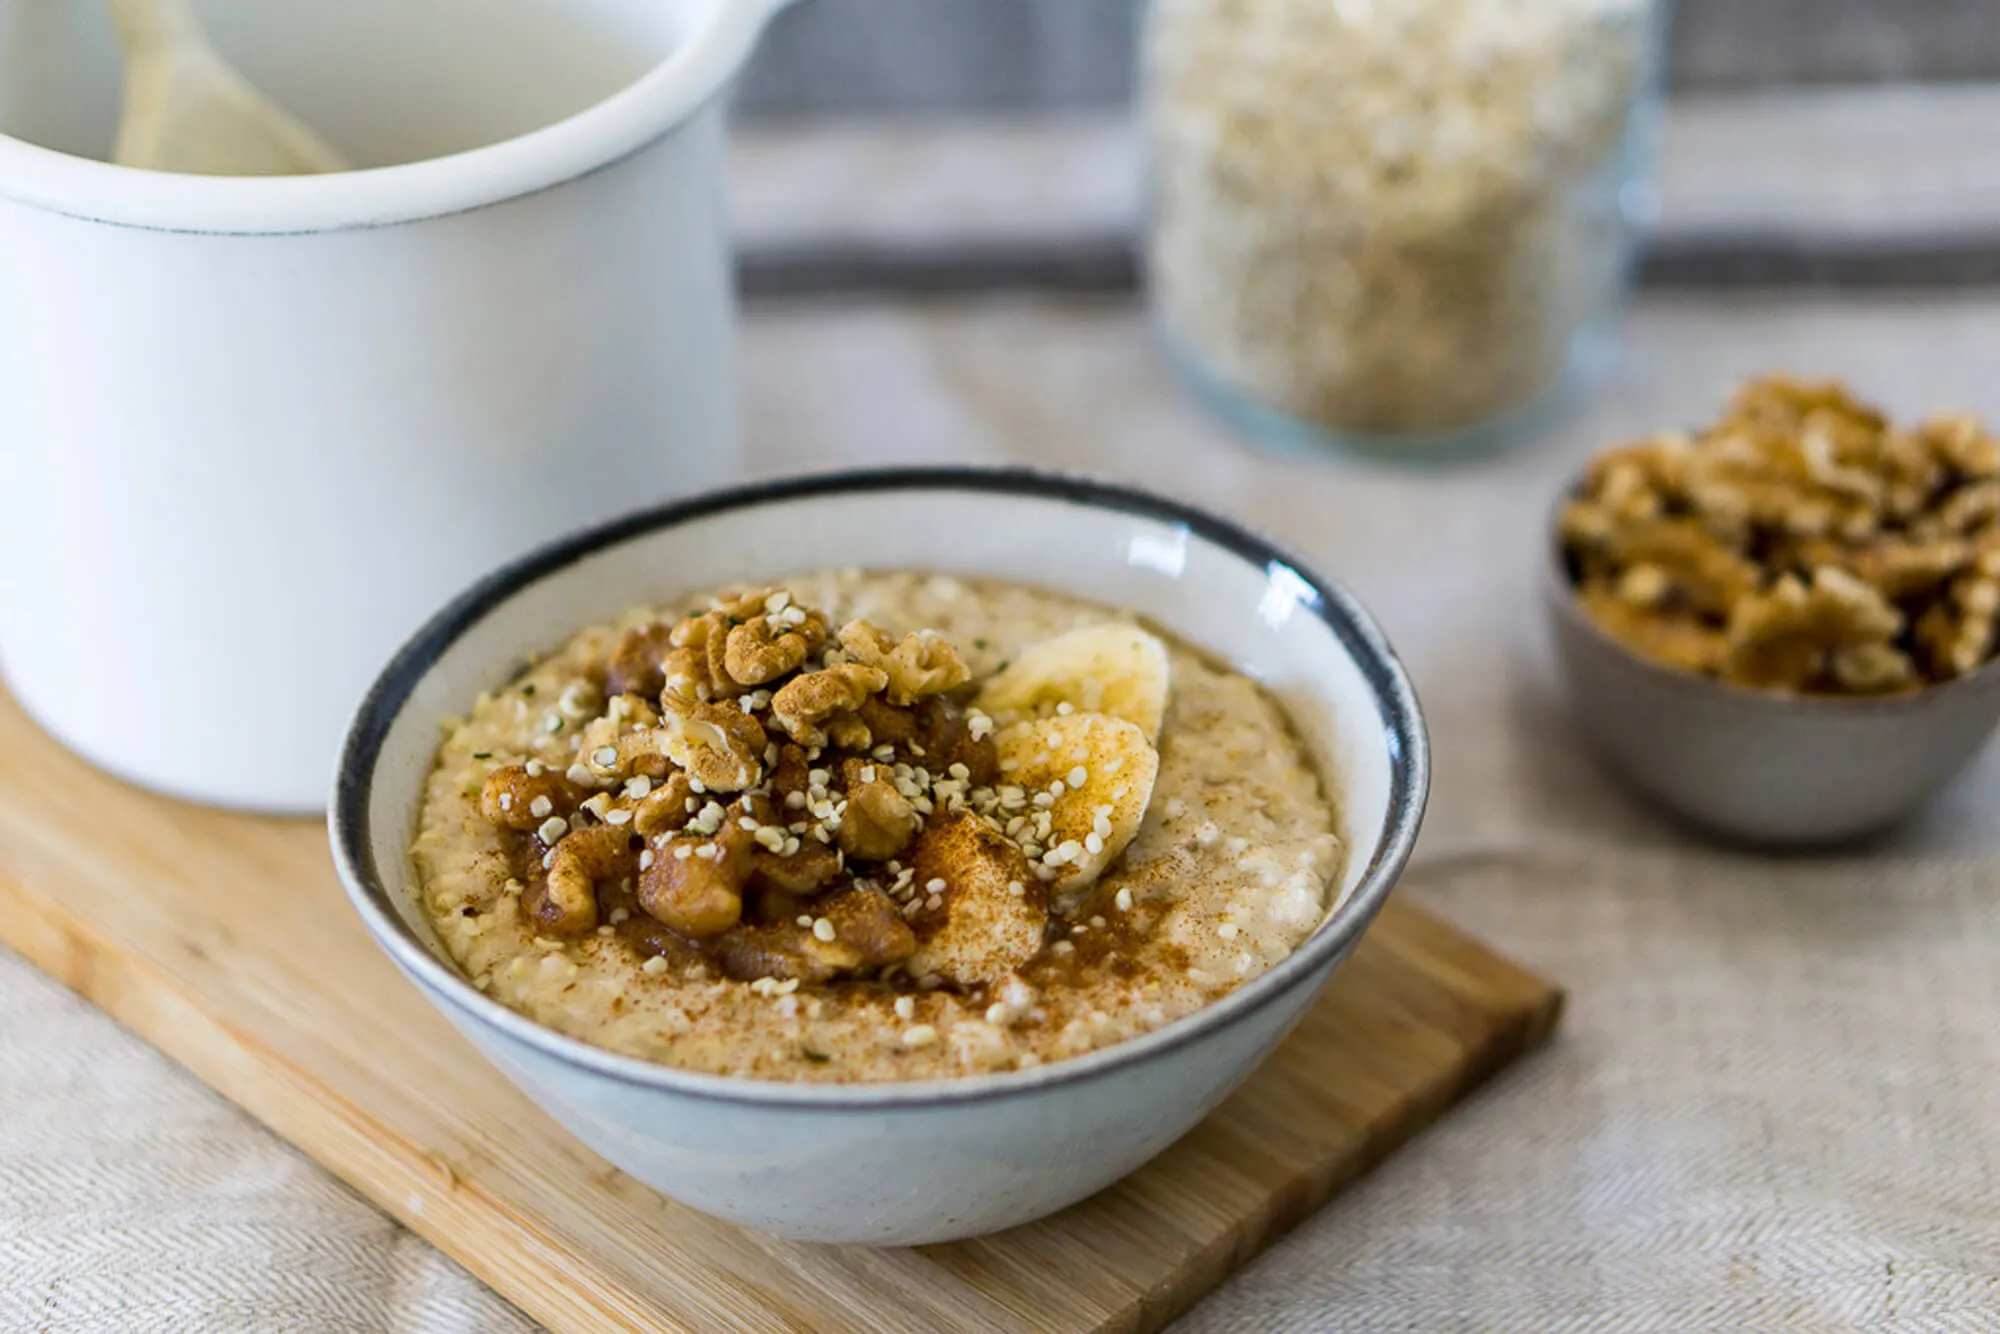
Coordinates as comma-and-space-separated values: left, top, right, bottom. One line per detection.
330, 465, 1430, 1109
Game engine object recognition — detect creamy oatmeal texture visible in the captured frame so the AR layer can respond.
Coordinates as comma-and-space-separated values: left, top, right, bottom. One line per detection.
413, 573, 1345, 1082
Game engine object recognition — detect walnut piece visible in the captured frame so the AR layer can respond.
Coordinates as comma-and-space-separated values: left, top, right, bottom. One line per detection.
835, 618, 895, 665
667, 610, 745, 699
838, 620, 968, 706
527, 825, 635, 937
825, 714, 873, 750
816, 884, 919, 969
711, 923, 838, 983
751, 841, 843, 895
1563, 375, 2000, 694
632, 772, 696, 839
1830, 642, 1918, 695
572, 696, 665, 781
605, 623, 675, 699
769, 662, 888, 747
1725, 568, 1902, 691
1585, 515, 1761, 618
882, 631, 969, 706
657, 692, 766, 791
1932, 480, 2000, 538
853, 696, 919, 747
657, 647, 712, 700
917, 697, 1000, 788
722, 591, 829, 687
713, 887, 917, 983
725, 619, 808, 686
1917, 549, 2000, 678
767, 742, 812, 805
1576, 585, 1727, 676
480, 765, 583, 832
834, 756, 919, 861
638, 828, 751, 939
1922, 412, 2000, 481
1790, 535, 1973, 602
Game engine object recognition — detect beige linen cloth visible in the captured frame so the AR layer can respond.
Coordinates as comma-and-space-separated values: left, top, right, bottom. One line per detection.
4, 295, 1998, 1331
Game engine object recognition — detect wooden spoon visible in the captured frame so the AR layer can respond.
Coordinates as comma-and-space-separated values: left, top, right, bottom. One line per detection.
109, 0, 349, 175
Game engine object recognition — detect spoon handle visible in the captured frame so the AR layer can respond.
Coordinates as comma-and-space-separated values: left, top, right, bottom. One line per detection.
107, 0, 201, 52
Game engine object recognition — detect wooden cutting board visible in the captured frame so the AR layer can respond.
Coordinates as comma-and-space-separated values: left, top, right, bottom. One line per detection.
0, 689, 1561, 1333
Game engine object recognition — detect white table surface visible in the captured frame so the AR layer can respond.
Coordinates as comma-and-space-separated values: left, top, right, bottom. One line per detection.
5, 291, 1998, 1331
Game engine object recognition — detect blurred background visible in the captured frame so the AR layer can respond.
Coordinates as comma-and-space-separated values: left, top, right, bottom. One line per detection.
736, 0, 2000, 109
721, 0, 2000, 306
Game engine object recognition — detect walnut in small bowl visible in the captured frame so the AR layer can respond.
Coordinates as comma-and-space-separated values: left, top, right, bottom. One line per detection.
1548, 376, 2000, 844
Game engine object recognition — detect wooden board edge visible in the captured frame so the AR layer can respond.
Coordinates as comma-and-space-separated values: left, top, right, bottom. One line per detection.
1381, 894, 1563, 1012
0, 869, 674, 1334
0, 858, 1566, 1334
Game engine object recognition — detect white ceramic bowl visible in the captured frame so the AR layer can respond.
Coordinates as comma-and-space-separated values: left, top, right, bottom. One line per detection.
0, 0, 791, 811
331, 469, 1428, 1244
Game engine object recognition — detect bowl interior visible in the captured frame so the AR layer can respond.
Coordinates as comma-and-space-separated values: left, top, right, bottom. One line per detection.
0, 0, 691, 168
341, 473, 1424, 1090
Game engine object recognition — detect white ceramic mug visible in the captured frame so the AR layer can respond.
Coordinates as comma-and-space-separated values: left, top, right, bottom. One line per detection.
0, 0, 789, 811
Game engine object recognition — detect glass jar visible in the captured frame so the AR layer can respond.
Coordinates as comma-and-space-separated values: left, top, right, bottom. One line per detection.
1140, 0, 1666, 456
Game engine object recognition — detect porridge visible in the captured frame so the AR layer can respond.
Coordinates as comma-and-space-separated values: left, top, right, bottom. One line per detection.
413, 573, 1345, 1082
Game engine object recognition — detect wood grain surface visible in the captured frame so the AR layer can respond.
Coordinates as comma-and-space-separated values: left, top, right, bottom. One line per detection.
0, 690, 1561, 1333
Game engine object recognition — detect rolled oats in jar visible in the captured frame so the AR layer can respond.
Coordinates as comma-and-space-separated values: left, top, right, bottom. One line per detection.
1141, 0, 1663, 451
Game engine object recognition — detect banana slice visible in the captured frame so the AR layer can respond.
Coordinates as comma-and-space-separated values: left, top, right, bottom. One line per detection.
993, 713, 1159, 895
977, 623, 1171, 743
